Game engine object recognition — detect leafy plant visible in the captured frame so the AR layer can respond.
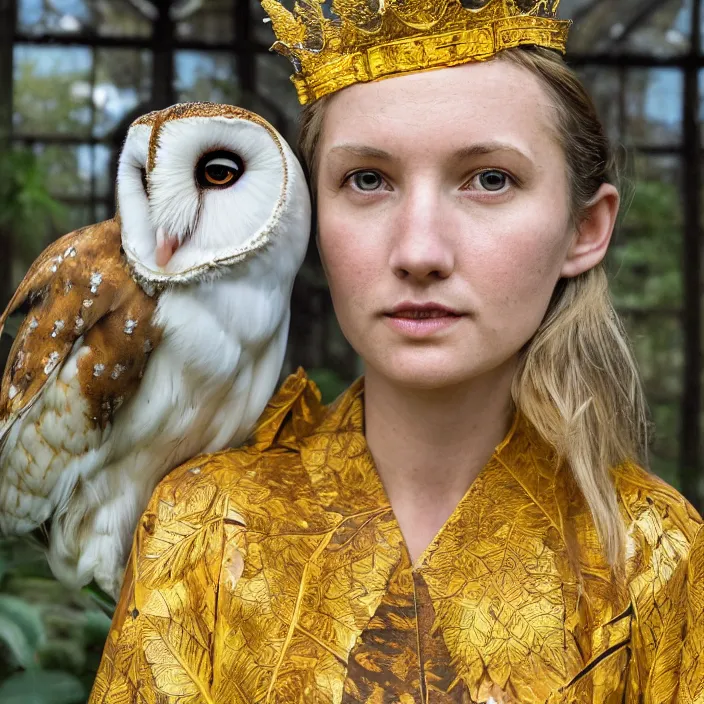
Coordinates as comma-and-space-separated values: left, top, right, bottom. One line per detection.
0, 146, 100, 701
607, 174, 683, 488
0, 147, 67, 268
0, 536, 114, 703
0, 670, 86, 704
307, 367, 350, 404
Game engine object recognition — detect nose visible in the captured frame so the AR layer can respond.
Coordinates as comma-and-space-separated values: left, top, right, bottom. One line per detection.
388, 186, 455, 282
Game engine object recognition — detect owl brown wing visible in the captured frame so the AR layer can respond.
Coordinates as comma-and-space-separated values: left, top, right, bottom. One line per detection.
0, 219, 162, 450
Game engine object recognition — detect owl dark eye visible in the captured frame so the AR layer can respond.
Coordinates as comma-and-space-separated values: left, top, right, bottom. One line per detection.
196, 150, 244, 189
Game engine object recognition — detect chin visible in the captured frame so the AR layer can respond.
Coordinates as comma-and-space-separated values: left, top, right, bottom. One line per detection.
369, 348, 485, 390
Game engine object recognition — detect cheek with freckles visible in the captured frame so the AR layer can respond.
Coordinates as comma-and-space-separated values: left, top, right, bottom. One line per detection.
465, 213, 571, 357
318, 209, 386, 338
319, 194, 573, 381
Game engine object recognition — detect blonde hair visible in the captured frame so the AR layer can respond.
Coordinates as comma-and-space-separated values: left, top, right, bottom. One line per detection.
298, 47, 647, 570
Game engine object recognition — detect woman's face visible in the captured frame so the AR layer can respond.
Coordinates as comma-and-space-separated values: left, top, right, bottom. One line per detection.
316, 59, 600, 390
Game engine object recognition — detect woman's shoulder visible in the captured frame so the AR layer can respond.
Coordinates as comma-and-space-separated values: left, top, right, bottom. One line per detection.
612, 461, 704, 589
611, 462, 704, 692
125, 370, 364, 598
149, 368, 347, 510
613, 460, 702, 544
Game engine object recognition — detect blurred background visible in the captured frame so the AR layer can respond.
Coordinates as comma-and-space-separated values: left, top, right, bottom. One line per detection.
0, 0, 702, 700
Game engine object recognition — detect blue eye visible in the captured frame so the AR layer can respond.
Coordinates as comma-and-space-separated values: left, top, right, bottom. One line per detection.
478, 170, 508, 191
352, 171, 384, 191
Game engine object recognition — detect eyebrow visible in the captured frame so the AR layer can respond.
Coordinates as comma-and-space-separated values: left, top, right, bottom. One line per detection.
452, 142, 532, 162
327, 141, 532, 162
328, 144, 393, 159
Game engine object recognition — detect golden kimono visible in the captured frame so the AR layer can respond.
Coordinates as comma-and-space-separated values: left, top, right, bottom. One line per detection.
89, 370, 704, 703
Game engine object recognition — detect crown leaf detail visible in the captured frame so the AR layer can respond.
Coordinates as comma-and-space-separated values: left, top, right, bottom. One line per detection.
261, 0, 571, 104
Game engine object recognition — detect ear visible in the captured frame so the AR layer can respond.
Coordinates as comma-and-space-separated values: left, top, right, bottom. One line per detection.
561, 183, 620, 279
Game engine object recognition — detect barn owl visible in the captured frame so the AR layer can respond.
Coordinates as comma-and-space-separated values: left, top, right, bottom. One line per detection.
0, 102, 311, 597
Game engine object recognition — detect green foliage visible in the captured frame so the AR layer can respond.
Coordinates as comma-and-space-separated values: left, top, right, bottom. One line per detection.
13, 49, 93, 139
307, 367, 351, 404
0, 147, 67, 269
610, 179, 682, 310
0, 141, 99, 702
0, 593, 45, 669
607, 173, 683, 487
0, 536, 114, 701
0, 670, 86, 704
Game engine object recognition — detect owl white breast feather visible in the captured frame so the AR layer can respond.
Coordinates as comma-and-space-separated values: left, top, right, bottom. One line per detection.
0, 102, 311, 597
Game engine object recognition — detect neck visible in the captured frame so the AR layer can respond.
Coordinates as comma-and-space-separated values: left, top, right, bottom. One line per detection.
363, 359, 517, 559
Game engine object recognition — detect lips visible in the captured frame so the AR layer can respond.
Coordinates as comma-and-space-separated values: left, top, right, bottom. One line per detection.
390, 309, 461, 319
385, 302, 463, 318
383, 302, 465, 338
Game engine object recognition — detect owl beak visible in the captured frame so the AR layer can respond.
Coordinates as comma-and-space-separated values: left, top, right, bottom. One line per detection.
155, 226, 180, 268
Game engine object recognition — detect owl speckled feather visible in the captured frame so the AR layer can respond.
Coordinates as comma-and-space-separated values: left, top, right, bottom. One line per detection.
0, 102, 311, 596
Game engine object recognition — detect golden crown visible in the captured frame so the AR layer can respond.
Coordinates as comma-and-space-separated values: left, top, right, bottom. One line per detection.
260, 0, 572, 105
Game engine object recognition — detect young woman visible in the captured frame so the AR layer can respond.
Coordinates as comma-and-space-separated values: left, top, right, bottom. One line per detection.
89, 3, 704, 703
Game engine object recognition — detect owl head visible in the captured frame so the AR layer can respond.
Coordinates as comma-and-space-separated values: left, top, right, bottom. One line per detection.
116, 102, 310, 288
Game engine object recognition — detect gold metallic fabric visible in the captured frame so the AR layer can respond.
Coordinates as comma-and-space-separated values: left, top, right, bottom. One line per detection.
260, 0, 572, 105
90, 370, 704, 703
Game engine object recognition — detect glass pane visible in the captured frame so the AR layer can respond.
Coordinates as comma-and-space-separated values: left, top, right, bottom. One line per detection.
624, 69, 683, 147
252, 0, 275, 45
563, 0, 691, 56
17, 0, 151, 37
255, 53, 302, 129
5, 144, 63, 273
60, 204, 93, 233
13, 45, 93, 137
558, 0, 597, 20
35, 145, 115, 217
621, 0, 691, 57
95, 202, 111, 223
175, 51, 241, 103
650, 399, 682, 487
609, 154, 683, 312
609, 153, 683, 485
576, 67, 622, 142
175, 0, 234, 43
94, 50, 152, 138
97, 0, 153, 37
626, 316, 684, 397
18, 0, 91, 35
32, 144, 91, 197
94, 145, 112, 198
700, 70, 704, 144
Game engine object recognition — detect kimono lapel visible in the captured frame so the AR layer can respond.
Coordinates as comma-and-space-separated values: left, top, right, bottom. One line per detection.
416, 417, 586, 703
